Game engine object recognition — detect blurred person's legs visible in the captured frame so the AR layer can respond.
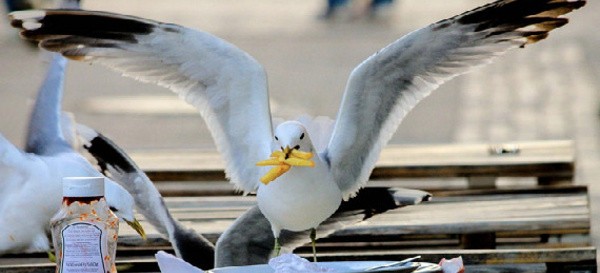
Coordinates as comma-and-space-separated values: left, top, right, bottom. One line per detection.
321, 0, 349, 19
369, 0, 394, 19
5, 0, 32, 12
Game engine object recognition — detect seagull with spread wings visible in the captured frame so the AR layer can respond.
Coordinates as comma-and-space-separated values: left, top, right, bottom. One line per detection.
9, 0, 585, 261
76, 122, 431, 269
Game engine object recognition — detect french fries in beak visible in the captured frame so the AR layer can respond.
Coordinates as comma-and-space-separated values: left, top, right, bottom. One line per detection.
256, 147, 315, 184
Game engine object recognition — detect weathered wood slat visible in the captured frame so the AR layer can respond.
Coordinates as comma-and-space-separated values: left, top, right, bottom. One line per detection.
117, 231, 591, 253
157, 185, 587, 210
154, 194, 589, 229
1, 247, 594, 273
129, 140, 574, 181
310, 247, 597, 264
114, 189, 590, 251
152, 181, 587, 197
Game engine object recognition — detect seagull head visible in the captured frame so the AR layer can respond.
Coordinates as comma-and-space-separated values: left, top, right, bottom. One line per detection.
105, 179, 146, 239
274, 121, 314, 155
254, 121, 316, 184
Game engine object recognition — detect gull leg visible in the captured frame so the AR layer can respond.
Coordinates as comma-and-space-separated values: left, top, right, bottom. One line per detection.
310, 228, 317, 262
274, 237, 281, 257
271, 225, 283, 257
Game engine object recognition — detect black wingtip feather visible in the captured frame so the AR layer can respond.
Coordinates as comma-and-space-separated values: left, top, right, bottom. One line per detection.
15, 9, 156, 43
459, 0, 585, 25
84, 134, 137, 173
454, 0, 585, 45
336, 187, 430, 219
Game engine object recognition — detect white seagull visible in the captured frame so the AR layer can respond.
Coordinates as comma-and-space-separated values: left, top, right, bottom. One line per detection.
9, 0, 585, 260
0, 53, 144, 255
76, 122, 430, 269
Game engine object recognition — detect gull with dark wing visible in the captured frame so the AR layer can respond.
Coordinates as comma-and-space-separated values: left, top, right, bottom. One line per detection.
9, 0, 586, 260
76, 124, 216, 269
0, 54, 145, 255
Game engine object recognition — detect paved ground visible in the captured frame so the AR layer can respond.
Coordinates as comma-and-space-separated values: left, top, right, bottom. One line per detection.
1, 0, 599, 262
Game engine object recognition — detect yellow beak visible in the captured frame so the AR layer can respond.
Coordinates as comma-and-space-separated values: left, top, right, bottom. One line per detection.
124, 218, 146, 239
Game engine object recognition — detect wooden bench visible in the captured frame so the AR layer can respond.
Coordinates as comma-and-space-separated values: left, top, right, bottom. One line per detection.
0, 185, 593, 273
129, 140, 575, 194
1, 140, 590, 272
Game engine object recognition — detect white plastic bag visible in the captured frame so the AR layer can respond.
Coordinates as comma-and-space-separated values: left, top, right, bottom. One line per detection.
439, 256, 465, 273
155, 251, 205, 273
269, 254, 337, 273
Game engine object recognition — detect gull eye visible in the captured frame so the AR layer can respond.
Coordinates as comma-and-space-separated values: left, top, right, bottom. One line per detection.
300, 133, 304, 140
275, 136, 278, 141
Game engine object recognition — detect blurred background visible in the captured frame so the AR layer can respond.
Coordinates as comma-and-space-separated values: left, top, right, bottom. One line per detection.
1, 0, 599, 246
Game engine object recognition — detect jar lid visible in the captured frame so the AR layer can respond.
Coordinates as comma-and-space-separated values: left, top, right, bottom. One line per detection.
63, 177, 104, 197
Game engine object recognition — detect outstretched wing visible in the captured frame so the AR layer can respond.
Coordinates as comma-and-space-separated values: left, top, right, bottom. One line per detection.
11, 10, 273, 193
76, 124, 215, 270
325, 0, 585, 198
25, 53, 72, 156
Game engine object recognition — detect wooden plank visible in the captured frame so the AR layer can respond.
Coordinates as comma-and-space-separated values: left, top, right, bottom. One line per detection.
467, 176, 497, 189
309, 247, 597, 264
464, 264, 547, 273
152, 181, 588, 198
155, 194, 589, 229
429, 184, 588, 197
334, 194, 590, 236
128, 140, 574, 181
114, 190, 590, 250
1, 247, 594, 273
297, 234, 590, 251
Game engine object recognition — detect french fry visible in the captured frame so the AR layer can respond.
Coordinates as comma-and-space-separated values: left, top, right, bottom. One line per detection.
260, 165, 291, 185
270, 151, 284, 157
255, 158, 281, 166
284, 157, 315, 167
291, 150, 314, 160
256, 148, 316, 184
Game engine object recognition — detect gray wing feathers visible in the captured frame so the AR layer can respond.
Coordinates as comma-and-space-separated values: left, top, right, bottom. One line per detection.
13, 10, 274, 193
76, 124, 173, 235
77, 124, 215, 269
215, 206, 274, 267
326, 0, 584, 198
25, 53, 70, 155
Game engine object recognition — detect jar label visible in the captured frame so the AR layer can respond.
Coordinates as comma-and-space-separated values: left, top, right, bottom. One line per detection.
60, 222, 107, 273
